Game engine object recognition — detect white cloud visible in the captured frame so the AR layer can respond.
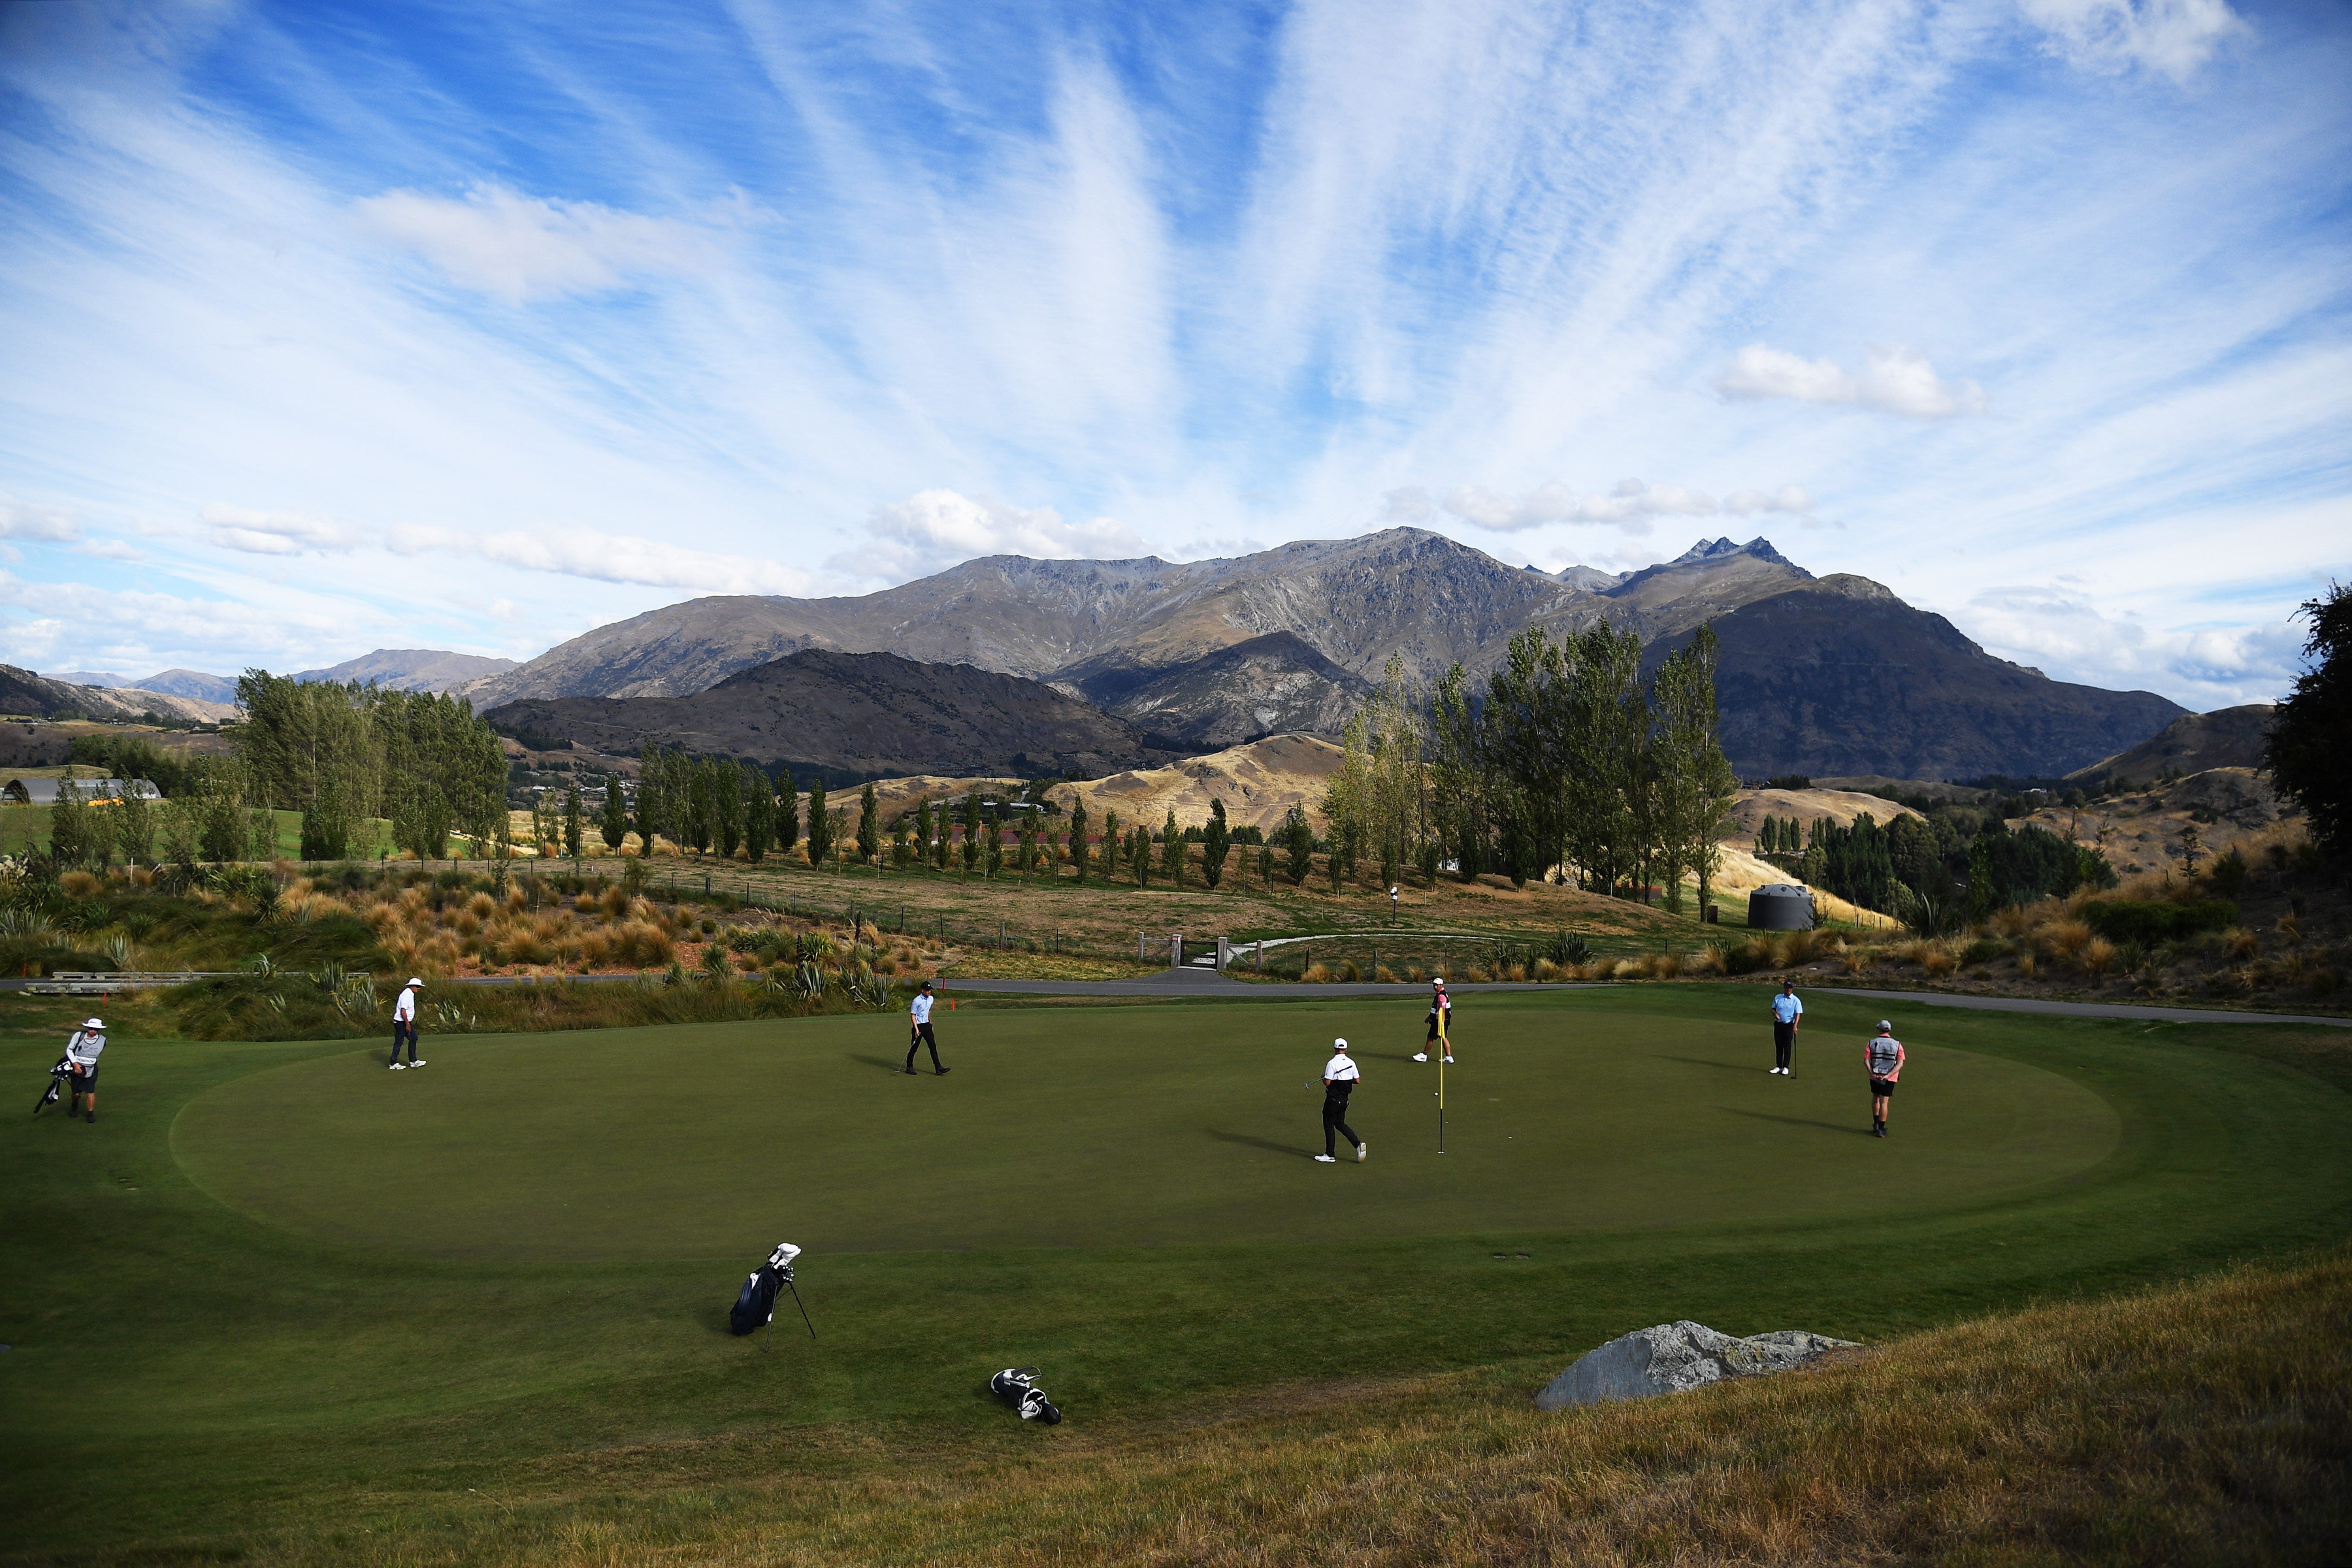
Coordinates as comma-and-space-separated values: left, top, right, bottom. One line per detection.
76, 538, 146, 563
384, 523, 815, 596
2019, 0, 2249, 84
0, 496, 82, 542
202, 503, 359, 555
350, 183, 723, 305
1378, 485, 1435, 523
1433, 477, 1808, 534
845, 489, 1150, 580
1715, 342, 1988, 418
1963, 583, 2303, 708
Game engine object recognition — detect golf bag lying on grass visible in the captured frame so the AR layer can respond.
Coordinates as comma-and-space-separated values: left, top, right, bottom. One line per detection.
990, 1366, 1062, 1425
33, 1056, 72, 1116
729, 1243, 813, 1341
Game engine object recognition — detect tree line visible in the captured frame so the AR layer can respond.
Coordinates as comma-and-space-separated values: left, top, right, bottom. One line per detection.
1322, 627, 1739, 912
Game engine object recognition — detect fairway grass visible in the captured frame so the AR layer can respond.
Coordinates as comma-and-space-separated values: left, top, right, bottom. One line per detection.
3, 986, 2348, 1562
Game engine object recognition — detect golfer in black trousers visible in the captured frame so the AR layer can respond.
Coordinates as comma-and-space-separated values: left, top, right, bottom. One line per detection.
904, 980, 948, 1075
1316, 1037, 1364, 1164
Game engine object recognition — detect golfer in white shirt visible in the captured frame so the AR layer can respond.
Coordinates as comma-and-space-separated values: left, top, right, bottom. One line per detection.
390, 978, 425, 1070
904, 979, 948, 1075
65, 1017, 105, 1122
1316, 1038, 1365, 1164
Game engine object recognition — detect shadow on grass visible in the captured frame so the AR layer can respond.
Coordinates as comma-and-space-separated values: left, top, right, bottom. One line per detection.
1206, 1128, 1316, 1158
1721, 1107, 1872, 1137
1658, 1054, 1759, 1074
852, 1053, 915, 1073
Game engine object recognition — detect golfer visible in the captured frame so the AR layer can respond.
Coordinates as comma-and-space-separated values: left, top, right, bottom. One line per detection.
64, 1017, 103, 1123
1316, 1037, 1365, 1164
389, 978, 425, 1070
1769, 980, 1802, 1074
1413, 977, 1452, 1063
1867, 1021, 1906, 1138
904, 979, 948, 1075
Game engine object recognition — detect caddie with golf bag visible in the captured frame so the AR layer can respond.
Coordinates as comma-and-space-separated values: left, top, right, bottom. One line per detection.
989, 1366, 1062, 1425
728, 1242, 814, 1348
37, 1018, 106, 1123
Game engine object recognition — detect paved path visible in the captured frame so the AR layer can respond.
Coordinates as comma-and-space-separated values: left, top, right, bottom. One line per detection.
935, 968, 2352, 1026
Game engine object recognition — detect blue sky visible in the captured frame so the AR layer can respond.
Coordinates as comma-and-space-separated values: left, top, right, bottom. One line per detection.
1, 0, 2344, 708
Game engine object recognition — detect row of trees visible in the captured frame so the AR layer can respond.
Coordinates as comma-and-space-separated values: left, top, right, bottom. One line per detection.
237, 673, 508, 859
1328, 627, 1739, 911
1762, 808, 2116, 925
44, 764, 276, 869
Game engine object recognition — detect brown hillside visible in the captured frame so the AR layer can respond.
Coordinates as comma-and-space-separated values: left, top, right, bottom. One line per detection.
1044, 734, 1343, 835
2068, 703, 2274, 783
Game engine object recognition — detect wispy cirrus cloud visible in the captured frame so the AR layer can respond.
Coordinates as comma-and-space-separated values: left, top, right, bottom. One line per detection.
1386, 478, 1817, 534
841, 489, 1150, 581
2019, 0, 2251, 84
350, 183, 730, 305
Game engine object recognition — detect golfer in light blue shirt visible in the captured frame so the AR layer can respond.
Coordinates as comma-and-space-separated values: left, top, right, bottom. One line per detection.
1769, 981, 1802, 1075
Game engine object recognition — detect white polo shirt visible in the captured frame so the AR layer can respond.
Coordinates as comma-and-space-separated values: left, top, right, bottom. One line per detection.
393, 987, 419, 1024
1323, 1052, 1359, 1083
911, 992, 934, 1026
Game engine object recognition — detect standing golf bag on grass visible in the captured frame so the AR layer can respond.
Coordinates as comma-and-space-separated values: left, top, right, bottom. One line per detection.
729, 1243, 813, 1342
990, 1366, 1062, 1425
33, 1056, 72, 1116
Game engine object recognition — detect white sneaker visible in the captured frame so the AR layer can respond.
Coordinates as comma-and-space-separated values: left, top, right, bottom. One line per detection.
1314, 1154, 1337, 1163
1357, 1142, 1368, 1162
412, 1060, 427, 1068
1443, 1056, 1454, 1064
389, 1063, 406, 1071
1413, 1053, 1428, 1062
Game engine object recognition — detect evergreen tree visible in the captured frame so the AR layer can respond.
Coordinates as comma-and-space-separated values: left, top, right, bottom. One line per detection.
50, 776, 94, 867
713, 762, 743, 859
1101, 808, 1120, 877
685, 757, 715, 853
2266, 580, 2351, 861
562, 781, 583, 859
1068, 797, 1090, 883
635, 743, 664, 851
599, 776, 630, 854
960, 793, 981, 875
983, 809, 1004, 877
1133, 826, 1150, 887
1160, 810, 1185, 887
1258, 844, 1275, 887
892, 820, 913, 871
112, 780, 156, 866
300, 777, 352, 860
857, 781, 881, 865
806, 778, 832, 866
914, 799, 933, 870
1281, 802, 1314, 885
1201, 797, 1231, 889
743, 765, 773, 863
773, 763, 798, 855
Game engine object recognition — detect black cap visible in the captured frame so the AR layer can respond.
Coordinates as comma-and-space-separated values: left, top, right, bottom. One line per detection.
919, 979, 933, 990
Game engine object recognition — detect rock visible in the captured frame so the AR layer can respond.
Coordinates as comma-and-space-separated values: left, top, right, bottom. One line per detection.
1534, 1321, 1861, 1411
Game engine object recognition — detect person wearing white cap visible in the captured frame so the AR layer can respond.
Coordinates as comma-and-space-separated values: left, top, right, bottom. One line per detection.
389, 978, 427, 1070
1866, 1021, 1905, 1138
1413, 976, 1453, 1063
1315, 1037, 1365, 1164
64, 1017, 105, 1122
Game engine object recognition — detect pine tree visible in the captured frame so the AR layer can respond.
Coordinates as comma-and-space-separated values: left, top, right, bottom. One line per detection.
1068, 797, 1090, 883
1201, 797, 1231, 889
806, 778, 832, 866
857, 781, 881, 865
743, 765, 772, 863
1281, 803, 1314, 885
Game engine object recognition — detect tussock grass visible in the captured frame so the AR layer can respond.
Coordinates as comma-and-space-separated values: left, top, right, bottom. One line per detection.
197, 1252, 2352, 1566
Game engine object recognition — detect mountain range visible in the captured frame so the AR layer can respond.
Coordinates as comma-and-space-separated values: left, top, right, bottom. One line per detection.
465, 530, 2188, 778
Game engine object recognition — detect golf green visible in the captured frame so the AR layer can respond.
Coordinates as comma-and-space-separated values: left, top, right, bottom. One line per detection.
5, 985, 2348, 1558
172, 1002, 2117, 1260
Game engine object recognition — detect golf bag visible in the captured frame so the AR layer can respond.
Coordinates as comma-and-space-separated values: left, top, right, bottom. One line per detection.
728, 1243, 804, 1337
990, 1365, 1062, 1425
33, 1056, 72, 1116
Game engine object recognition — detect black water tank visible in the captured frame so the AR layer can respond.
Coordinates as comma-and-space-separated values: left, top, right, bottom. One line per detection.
1748, 883, 1816, 930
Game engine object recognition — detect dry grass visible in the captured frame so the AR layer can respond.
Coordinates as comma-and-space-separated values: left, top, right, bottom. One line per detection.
205, 1252, 2352, 1566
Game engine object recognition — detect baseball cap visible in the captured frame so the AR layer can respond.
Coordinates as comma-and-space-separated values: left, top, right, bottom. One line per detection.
1332, 1037, 1349, 1051
1878, 1019, 1892, 1031
84, 1017, 103, 1029
919, 979, 934, 990
1433, 977, 1445, 987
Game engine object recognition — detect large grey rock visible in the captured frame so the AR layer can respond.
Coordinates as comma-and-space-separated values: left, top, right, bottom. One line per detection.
1535, 1321, 1860, 1411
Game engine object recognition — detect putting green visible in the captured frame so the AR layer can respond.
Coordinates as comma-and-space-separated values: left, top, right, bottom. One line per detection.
171, 1000, 2117, 1262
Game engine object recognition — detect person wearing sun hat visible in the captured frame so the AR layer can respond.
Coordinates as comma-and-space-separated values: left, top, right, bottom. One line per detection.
64, 1016, 105, 1122
1315, 1037, 1365, 1164
389, 977, 427, 1071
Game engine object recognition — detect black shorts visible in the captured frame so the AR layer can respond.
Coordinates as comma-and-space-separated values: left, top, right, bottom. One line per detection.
1426, 1015, 1445, 1041
69, 1067, 97, 1090
1869, 1076, 1897, 1098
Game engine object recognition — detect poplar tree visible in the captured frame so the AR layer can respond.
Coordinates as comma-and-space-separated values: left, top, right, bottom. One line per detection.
713, 761, 743, 859
743, 765, 773, 863
1101, 808, 1120, 877
806, 778, 832, 866
960, 793, 981, 875
599, 775, 630, 854
1281, 803, 1314, 885
773, 762, 798, 855
1068, 797, 1090, 883
1158, 810, 1184, 887
914, 799, 934, 870
564, 781, 583, 859
1201, 798, 1231, 889
856, 781, 881, 865
685, 757, 715, 854
635, 743, 664, 852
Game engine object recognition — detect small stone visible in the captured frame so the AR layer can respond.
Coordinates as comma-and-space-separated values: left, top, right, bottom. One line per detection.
1535, 1321, 1861, 1411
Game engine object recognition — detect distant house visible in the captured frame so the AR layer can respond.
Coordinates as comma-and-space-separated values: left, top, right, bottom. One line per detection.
1, 777, 163, 805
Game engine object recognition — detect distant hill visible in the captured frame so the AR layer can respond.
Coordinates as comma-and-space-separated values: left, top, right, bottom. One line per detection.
50, 670, 131, 688
1645, 577, 2189, 779
458, 528, 2195, 779
1043, 733, 1345, 834
2066, 704, 2274, 783
1056, 631, 1371, 749
483, 649, 1184, 781
137, 668, 239, 704
0, 665, 237, 725
294, 649, 519, 694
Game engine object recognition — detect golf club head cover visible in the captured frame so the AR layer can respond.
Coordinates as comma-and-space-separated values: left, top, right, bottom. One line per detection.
1019, 1386, 1062, 1424
768, 1242, 802, 1280
991, 1367, 1038, 1403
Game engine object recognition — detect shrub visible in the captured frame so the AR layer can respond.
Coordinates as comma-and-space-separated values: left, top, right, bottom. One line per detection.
2017, 953, 2037, 980
1338, 960, 1362, 982
2223, 927, 2261, 962
2081, 899, 2239, 946
1961, 938, 2002, 966
1301, 963, 1331, 983
2048, 919, 2095, 960
2207, 849, 2249, 898
1919, 947, 1955, 977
